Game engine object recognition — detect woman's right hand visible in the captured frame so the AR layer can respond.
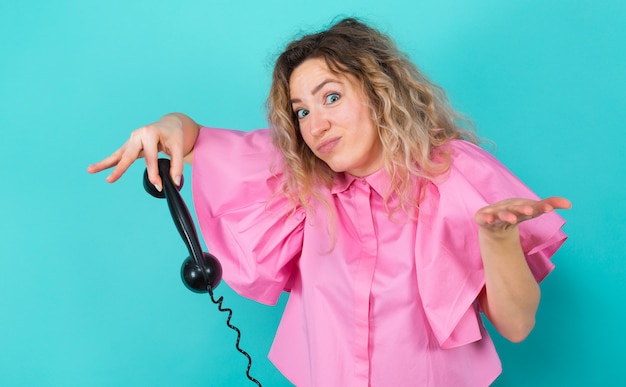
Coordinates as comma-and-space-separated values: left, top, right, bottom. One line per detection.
87, 113, 200, 191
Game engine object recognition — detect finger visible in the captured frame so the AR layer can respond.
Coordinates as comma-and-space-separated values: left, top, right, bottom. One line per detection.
475, 212, 496, 226
494, 209, 520, 225
141, 135, 163, 191
503, 201, 554, 225
105, 147, 142, 183
509, 203, 535, 217
542, 196, 572, 210
105, 133, 147, 183
87, 153, 121, 174
168, 141, 184, 186
497, 199, 552, 219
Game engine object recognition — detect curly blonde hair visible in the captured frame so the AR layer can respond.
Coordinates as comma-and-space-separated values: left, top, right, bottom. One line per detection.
267, 17, 476, 212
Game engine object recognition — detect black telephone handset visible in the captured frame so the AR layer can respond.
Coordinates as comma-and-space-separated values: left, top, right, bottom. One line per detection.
143, 158, 222, 292
143, 158, 261, 386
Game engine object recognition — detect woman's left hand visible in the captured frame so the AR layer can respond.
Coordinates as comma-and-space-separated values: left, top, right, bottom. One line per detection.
475, 196, 572, 232
475, 196, 571, 341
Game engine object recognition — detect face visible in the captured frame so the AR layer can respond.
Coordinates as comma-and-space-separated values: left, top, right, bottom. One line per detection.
289, 57, 383, 177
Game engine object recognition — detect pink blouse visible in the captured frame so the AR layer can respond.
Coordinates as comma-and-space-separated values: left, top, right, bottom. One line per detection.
192, 127, 567, 387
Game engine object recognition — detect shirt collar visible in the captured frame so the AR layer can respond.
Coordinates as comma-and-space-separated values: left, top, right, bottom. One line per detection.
331, 167, 392, 198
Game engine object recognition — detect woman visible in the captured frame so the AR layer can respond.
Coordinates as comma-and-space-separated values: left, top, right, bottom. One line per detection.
89, 18, 570, 386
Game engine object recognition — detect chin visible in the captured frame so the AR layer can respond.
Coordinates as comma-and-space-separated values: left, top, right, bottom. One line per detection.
328, 164, 350, 174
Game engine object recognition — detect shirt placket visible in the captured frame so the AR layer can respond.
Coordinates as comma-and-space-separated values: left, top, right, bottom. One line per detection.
352, 179, 378, 386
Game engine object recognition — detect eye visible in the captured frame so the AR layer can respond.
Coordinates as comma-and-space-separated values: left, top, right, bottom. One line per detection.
325, 93, 340, 104
295, 109, 309, 119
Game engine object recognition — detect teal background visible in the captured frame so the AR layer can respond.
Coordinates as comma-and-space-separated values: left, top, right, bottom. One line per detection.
1, 0, 624, 386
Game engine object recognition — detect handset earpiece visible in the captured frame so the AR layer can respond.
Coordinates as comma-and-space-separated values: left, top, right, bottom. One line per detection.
143, 158, 222, 292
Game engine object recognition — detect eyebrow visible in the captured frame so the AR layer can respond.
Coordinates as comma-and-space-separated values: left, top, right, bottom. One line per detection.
290, 79, 341, 104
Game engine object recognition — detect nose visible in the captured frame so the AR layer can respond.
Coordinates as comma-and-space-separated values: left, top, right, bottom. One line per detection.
308, 109, 330, 137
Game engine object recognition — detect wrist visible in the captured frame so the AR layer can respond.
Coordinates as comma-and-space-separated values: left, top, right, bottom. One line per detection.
478, 225, 520, 244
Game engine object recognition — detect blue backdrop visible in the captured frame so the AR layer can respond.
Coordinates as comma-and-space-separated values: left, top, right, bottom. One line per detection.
1, 0, 624, 386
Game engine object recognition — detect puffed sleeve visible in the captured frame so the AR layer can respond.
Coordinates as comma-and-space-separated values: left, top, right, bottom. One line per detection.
415, 140, 567, 349
191, 127, 305, 305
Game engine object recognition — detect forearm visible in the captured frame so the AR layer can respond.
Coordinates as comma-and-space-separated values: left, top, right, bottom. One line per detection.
479, 226, 540, 342
159, 112, 201, 164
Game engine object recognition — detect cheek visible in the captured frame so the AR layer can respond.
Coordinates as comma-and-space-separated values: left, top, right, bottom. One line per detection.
298, 127, 316, 153
298, 125, 309, 144
345, 101, 373, 127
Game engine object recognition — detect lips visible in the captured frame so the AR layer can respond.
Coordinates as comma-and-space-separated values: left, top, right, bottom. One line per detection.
316, 137, 341, 154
